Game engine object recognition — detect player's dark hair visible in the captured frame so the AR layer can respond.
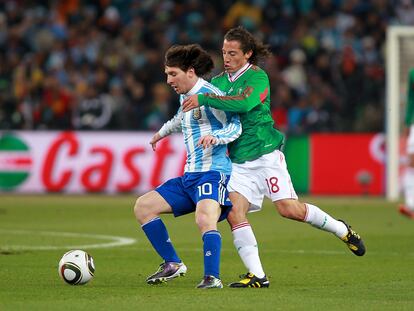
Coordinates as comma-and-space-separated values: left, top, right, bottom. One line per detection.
165, 44, 214, 77
224, 26, 271, 65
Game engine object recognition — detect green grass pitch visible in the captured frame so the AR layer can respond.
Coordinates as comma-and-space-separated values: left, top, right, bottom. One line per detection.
0, 195, 413, 311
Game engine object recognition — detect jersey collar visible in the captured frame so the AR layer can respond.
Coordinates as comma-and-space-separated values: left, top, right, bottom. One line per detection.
185, 78, 205, 96
227, 63, 252, 82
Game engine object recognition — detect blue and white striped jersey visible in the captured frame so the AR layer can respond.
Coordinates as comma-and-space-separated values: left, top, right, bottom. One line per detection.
158, 78, 241, 175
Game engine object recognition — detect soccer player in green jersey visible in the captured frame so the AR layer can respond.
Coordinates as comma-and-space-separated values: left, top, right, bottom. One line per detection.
183, 26, 366, 288
399, 68, 414, 219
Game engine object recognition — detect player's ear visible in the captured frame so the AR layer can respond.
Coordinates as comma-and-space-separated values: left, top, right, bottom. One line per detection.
188, 67, 196, 77
245, 50, 253, 60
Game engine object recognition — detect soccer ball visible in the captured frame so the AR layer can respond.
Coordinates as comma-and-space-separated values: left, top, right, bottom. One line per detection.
58, 250, 95, 285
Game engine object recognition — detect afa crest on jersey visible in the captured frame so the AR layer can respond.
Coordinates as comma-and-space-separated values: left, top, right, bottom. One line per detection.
192, 108, 202, 120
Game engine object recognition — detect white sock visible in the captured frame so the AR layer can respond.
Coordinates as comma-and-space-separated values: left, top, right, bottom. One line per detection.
232, 222, 265, 278
404, 167, 414, 210
304, 203, 348, 239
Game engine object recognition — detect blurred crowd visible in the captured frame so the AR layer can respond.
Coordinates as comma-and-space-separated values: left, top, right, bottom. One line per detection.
0, 0, 413, 133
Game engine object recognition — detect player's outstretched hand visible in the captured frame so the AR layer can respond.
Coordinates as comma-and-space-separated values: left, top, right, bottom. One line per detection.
198, 135, 217, 149
150, 132, 162, 151
182, 94, 200, 112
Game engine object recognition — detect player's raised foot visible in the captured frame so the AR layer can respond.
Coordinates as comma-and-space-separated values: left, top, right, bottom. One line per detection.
196, 275, 223, 289
398, 204, 414, 219
228, 272, 269, 288
146, 262, 187, 285
339, 220, 366, 256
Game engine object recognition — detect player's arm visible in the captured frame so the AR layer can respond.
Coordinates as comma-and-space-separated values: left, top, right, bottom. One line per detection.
151, 108, 182, 151
198, 113, 241, 148
210, 113, 241, 144
184, 72, 269, 113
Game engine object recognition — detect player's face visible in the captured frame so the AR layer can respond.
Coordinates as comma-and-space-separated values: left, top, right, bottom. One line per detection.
165, 66, 194, 94
222, 39, 253, 74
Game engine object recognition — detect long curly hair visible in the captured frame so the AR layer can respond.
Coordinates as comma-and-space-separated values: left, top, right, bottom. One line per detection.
224, 26, 271, 65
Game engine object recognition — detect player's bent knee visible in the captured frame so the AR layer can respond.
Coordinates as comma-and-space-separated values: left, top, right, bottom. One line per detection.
134, 195, 154, 224
195, 209, 208, 225
133, 197, 140, 215
133, 197, 144, 222
195, 215, 215, 233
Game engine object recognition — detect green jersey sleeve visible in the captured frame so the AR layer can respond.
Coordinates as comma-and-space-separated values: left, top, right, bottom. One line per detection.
198, 70, 269, 113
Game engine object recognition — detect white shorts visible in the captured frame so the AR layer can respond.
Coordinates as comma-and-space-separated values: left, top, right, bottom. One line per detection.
227, 149, 298, 212
407, 125, 414, 154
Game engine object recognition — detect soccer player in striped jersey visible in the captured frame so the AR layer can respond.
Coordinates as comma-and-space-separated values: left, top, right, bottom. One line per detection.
399, 68, 414, 219
134, 44, 241, 289
183, 26, 365, 288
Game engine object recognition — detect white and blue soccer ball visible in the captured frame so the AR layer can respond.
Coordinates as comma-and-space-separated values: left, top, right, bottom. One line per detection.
58, 250, 95, 285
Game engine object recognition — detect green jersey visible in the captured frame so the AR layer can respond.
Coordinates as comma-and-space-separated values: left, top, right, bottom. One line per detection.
198, 64, 284, 164
406, 68, 414, 126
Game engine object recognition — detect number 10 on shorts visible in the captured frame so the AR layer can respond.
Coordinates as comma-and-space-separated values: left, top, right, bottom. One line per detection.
198, 183, 213, 196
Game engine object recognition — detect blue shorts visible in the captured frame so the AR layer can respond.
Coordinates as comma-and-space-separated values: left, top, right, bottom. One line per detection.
155, 171, 232, 222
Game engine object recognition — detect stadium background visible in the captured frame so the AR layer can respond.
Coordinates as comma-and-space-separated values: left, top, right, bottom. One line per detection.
0, 0, 412, 195
1, 2, 414, 310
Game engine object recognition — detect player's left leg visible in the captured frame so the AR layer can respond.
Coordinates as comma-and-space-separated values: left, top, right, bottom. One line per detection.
134, 191, 183, 265
274, 199, 365, 256
195, 199, 223, 289
264, 149, 365, 256
135, 177, 192, 285
400, 152, 414, 218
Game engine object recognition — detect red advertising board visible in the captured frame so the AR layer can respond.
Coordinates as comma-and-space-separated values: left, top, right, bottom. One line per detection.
0, 131, 186, 194
310, 133, 385, 195
0, 131, 392, 195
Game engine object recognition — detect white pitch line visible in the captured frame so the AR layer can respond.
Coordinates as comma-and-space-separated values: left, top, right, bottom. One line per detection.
2, 230, 412, 257
0, 229, 136, 251
135, 247, 414, 257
